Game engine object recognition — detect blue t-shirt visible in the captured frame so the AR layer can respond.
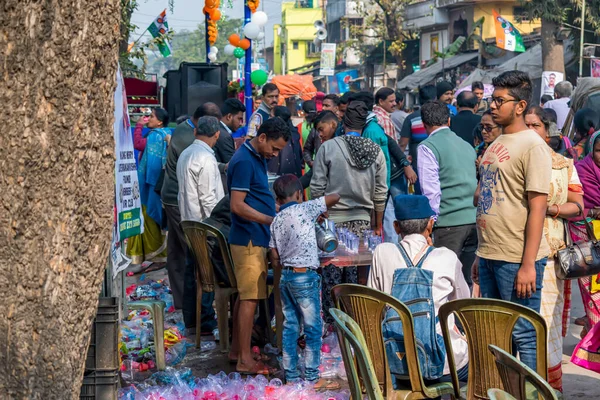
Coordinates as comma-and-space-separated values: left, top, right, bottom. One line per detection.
448, 104, 457, 116
227, 141, 276, 247
232, 125, 247, 139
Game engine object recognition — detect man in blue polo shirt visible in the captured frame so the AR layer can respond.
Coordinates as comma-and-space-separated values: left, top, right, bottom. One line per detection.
227, 117, 290, 375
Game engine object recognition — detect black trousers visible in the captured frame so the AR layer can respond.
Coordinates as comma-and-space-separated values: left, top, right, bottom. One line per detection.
433, 223, 478, 287
164, 203, 216, 331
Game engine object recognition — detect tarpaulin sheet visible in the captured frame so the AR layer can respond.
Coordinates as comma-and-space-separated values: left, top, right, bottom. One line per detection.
271, 74, 318, 101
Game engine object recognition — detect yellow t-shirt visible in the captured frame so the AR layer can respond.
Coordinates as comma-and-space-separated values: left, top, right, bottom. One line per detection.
476, 129, 552, 263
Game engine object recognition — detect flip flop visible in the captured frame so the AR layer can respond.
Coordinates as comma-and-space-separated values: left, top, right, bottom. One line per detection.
575, 316, 588, 326
237, 361, 275, 376
313, 379, 341, 391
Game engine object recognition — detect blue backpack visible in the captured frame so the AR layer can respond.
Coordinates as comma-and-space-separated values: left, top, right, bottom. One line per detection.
382, 244, 446, 381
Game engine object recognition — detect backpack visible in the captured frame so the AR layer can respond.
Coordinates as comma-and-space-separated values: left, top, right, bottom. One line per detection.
382, 243, 446, 382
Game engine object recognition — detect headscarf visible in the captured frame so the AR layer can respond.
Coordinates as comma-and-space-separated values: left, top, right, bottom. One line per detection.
575, 131, 600, 212
343, 101, 368, 132
584, 130, 600, 157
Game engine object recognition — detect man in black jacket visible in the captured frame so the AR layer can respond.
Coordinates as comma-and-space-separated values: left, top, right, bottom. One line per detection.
216, 99, 246, 193
450, 91, 481, 146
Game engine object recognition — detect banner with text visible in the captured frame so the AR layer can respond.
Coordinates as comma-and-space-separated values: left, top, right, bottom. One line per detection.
114, 67, 143, 242
320, 43, 337, 76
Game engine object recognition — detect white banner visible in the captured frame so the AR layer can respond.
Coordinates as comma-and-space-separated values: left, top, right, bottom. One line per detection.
114, 67, 143, 243
541, 71, 564, 99
320, 43, 337, 76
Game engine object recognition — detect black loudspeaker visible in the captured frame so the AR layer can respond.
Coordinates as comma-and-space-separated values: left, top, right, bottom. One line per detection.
164, 69, 181, 122
180, 62, 228, 117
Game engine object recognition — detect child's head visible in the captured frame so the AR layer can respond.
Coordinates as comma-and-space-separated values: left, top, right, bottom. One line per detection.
273, 174, 303, 205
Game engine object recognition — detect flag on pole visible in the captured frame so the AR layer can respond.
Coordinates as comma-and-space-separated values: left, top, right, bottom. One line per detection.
148, 9, 172, 57
493, 10, 525, 53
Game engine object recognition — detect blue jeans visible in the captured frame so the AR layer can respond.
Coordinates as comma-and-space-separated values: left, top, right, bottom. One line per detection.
280, 269, 323, 382
478, 258, 546, 371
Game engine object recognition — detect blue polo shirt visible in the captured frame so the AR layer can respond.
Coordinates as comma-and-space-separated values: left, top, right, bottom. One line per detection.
227, 141, 276, 248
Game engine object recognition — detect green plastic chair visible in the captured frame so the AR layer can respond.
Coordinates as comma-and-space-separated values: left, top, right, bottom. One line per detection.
438, 299, 548, 400
331, 284, 456, 399
487, 389, 517, 400
488, 345, 561, 400
128, 300, 166, 370
330, 308, 384, 400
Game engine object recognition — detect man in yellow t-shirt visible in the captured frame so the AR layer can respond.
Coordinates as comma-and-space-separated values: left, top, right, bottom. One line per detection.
473, 71, 552, 373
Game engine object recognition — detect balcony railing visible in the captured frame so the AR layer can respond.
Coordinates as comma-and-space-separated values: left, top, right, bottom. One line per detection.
403, 0, 449, 30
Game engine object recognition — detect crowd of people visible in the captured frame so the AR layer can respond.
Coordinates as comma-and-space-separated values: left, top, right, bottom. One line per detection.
126, 70, 600, 392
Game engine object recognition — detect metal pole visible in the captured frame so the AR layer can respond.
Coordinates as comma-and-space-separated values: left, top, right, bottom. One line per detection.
579, 0, 586, 77
244, 2, 253, 124
205, 13, 211, 63
383, 39, 387, 87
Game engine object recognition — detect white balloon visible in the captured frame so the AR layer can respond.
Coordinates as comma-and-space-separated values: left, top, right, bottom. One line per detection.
210, 46, 219, 54
257, 32, 265, 41
243, 22, 261, 40
208, 52, 217, 62
251, 11, 268, 27
224, 44, 235, 55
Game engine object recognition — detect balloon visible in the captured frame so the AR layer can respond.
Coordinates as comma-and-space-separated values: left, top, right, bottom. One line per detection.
228, 34, 241, 46
233, 47, 245, 59
251, 11, 268, 27
223, 44, 235, 55
210, 46, 219, 54
251, 70, 268, 86
257, 32, 265, 41
239, 38, 251, 50
209, 9, 221, 21
243, 22, 261, 40
208, 52, 217, 62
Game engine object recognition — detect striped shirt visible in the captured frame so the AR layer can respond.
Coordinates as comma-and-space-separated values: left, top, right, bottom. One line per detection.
400, 110, 429, 169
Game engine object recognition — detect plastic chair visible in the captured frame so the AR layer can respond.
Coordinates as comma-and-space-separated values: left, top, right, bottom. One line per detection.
438, 299, 548, 400
488, 345, 561, 400
128, 300, 166, 370
182, 220, 274, 352
331, 284, 456, 399
330, 308, 384, 400
487, 389, 517, 400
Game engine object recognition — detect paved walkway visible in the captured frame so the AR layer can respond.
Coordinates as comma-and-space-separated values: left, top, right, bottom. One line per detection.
561, 288, 599, 398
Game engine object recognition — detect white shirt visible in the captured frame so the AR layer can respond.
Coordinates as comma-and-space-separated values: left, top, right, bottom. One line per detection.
177, 139, 225, 222
367, 234, 470, 374
269, 198, 327, 269
544, 97, 570, 130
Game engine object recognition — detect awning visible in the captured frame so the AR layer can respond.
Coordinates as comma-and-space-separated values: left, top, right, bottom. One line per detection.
458, 43, 576, 89
396, 52, 478, 90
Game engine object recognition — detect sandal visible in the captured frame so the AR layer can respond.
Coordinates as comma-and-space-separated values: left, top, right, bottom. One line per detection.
575, 316, 588, 326
237, 361, 276, 375
313, 378, 341, 391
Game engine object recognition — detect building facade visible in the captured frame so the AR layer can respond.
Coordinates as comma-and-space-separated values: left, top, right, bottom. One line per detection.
403, 0, 541, 66
273, 1, 324, 75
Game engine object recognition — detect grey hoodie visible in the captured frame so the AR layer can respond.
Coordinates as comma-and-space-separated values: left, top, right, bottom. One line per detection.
310, 136, 388, 223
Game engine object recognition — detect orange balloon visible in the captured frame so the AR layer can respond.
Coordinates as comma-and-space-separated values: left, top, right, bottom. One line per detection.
239, 38, 251, 50
205, 0, 217, 7
229, 34, 241, 46
210, 9, 222, 21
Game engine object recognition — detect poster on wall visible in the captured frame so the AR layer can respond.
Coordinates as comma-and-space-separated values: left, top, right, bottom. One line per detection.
319, 43, 337, 76
541, 71, 564, 99
592, 59, 600, 78
114, 67, 143, 243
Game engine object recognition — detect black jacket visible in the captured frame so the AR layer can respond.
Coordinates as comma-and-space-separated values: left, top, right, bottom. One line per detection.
214, 122, 236, 194
450, 111, 481, 146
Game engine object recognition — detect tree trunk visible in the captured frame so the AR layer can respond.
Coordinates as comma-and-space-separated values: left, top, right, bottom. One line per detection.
541, 18, 565, 74
0, 0, 119, 398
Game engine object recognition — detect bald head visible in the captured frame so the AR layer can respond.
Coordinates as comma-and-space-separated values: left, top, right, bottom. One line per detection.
193, 102, 222, 121
456, 90, 479, 112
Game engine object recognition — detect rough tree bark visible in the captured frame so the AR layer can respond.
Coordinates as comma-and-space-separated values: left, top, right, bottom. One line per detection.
541, 18, 565, 74
0, 0, 120, 398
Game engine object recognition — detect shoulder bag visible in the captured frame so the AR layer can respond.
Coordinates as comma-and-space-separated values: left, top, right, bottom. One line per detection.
556, 203, 600, 280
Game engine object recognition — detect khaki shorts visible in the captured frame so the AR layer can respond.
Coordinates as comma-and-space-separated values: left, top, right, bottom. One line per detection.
231, 241, 268, 300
